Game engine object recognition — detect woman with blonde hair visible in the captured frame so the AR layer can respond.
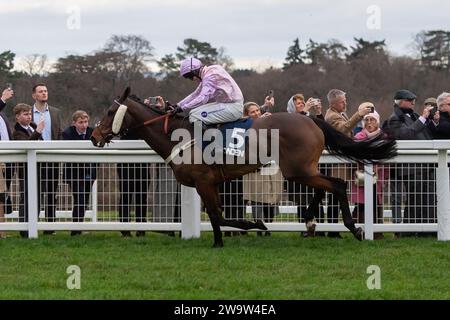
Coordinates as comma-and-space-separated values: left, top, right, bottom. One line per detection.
242, 102, 282, 236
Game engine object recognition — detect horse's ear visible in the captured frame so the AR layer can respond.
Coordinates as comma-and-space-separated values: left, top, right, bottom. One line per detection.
119, 87, 131, 103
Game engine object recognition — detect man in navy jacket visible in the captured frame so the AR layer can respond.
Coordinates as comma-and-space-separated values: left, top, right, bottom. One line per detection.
62, 110, 97, 236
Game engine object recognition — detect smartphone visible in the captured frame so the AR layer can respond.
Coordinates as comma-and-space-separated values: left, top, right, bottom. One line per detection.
370, 106, 375, 113
268, 90, 274, 99
148, 96, 158, 105
5, 83, 12, 90
313, 98, 321, 106
429, 106, 438, 119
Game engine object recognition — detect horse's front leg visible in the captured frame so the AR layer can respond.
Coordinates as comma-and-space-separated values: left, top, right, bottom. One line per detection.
196, 183, 224, 248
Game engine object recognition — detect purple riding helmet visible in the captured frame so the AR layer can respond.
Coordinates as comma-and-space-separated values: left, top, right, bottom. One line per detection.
180, 57, 202, 77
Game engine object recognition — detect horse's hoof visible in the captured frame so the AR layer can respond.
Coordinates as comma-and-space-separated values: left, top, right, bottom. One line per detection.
354, 227, 364, 241
255, 220, 268, 231
213, 242, 224, 248
304, 222, 316, 237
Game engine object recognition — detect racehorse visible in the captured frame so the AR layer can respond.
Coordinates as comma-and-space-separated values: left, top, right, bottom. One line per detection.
91, 87, 397, 247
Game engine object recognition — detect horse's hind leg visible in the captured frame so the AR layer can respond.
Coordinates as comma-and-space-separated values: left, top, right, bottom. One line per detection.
197, 183, 267, 248
196, 184, 224, 248
291, 174, 363, 241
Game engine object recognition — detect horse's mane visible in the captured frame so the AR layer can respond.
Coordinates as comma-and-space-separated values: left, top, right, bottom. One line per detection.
127, 94, 192, 132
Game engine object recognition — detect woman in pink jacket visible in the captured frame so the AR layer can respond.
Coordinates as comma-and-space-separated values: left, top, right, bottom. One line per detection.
350, 106, 387, 240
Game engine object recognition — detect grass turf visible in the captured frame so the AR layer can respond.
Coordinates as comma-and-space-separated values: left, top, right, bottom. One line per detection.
0, 232, 449, 300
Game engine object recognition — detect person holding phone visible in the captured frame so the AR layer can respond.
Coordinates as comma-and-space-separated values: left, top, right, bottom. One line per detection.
382, 90, 436, 237
285, 93, 326, 235
430, 92, 450, 139
286, 93, 324, 118
0, 85, 16, 220
1, 85, 14, 103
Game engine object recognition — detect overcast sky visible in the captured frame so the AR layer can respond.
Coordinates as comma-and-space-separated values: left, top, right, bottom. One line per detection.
1, 0, 449, 71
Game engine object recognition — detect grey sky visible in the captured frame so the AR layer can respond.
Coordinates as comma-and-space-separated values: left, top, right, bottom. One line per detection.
1, 0, 449, 71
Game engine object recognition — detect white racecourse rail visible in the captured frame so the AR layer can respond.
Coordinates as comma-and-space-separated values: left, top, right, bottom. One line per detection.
0, 140, 449, 241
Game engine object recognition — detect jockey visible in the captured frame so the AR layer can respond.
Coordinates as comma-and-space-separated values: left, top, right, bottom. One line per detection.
171, 57, 244, 125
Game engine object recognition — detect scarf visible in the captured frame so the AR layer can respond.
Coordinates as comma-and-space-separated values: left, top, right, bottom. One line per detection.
362, 128, 381, 139
286, 96, 296, 113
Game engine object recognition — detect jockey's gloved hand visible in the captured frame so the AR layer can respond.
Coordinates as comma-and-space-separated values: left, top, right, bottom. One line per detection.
172, 105, 183, 114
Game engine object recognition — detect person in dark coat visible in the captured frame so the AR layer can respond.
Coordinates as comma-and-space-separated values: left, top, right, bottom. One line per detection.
62, 110, 97, 236
430, 92, 450, 139
12, 103, 44, 238
382, 90, 437, 237
117, 129, 150, 237
0, 87, 16, 221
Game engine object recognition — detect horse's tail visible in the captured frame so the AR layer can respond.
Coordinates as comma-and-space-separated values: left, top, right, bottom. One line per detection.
311, 117, 397, 164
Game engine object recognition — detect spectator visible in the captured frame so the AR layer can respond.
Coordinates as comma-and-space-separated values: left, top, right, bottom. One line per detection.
12, 103, 44, 238
430, 92, 450, 138
0, 87, 16, 219
242, 102, 283, 236
286, 93, 326, 234
62, 110, 97, 236
32, 83, 62, 234
286, 93, 324, 119
382, 90, 436, 237
160, 57, 244, 125
117, 129, 150, 237
350, 108, 387, 240
151, 163, 181, 237
324, 89, 372, 238
220, 178, 246, 237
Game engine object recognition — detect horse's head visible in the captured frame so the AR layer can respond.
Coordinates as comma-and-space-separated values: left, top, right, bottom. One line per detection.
91, 87, 132, 147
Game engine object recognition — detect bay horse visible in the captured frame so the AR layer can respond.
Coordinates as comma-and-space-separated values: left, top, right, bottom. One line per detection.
91, 87, 397, 247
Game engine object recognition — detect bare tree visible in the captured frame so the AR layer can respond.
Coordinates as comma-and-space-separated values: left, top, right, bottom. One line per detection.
102, 34, 154, 81
19, 54, 49, 76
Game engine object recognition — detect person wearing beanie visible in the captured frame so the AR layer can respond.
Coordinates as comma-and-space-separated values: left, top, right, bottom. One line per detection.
351, 106, 386, 240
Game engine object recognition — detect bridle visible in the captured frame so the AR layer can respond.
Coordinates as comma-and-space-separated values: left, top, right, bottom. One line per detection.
96, 100, 173, 142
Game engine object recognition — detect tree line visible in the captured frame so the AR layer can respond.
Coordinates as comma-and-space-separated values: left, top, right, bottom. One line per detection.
1, 30, 450, 125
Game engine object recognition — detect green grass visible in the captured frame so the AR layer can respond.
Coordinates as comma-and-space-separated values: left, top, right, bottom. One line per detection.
0, 232, 449, 299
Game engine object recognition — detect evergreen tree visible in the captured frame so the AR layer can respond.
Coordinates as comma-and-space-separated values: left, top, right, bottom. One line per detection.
283, 38, 305, 69
418, 30, 450, 70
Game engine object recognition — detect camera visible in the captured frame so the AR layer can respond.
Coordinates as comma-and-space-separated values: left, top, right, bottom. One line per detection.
312, 98, 321, 107
429, 106, 438, 119
147, 96, 158, 105
268, 90, 274, 99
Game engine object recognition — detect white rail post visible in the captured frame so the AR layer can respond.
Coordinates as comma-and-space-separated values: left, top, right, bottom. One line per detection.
91, 180, 98, 222
27, 150, 38, 238
364, 164, 374, 240
437, 149, 450, 240
181, 185, 201, 239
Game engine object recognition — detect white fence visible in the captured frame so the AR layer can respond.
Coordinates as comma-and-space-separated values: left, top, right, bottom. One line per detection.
0, 140, 449, 241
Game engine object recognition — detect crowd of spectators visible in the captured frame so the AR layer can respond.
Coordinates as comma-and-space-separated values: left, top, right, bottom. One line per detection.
1, 77, 449, 239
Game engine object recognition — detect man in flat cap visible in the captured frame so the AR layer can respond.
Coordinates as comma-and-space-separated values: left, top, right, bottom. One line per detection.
382, 89, 437, 237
